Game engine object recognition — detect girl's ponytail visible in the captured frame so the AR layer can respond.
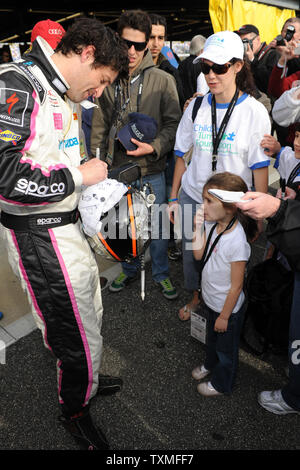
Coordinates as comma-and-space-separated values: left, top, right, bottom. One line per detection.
236, 209, 258, 242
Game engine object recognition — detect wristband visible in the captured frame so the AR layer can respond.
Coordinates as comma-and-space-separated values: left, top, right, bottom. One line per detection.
168, 198, 178, 202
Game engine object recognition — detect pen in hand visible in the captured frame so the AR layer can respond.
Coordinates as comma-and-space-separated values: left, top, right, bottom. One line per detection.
281, 178, 286, 199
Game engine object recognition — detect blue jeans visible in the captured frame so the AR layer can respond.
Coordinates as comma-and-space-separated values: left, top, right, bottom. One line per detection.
122, 172, 169, 282
203, 302, 246, 395
282, 271, 300, 411
179, 188, 202, 291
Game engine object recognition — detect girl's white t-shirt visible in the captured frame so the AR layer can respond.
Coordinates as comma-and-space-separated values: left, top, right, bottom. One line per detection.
201, 221, 251, 314
274, 146, 300, 184
174, 93, 271, 203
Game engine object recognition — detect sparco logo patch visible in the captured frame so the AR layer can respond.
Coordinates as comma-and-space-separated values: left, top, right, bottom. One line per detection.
15, 178, 66, 197
36, 217, 62, 226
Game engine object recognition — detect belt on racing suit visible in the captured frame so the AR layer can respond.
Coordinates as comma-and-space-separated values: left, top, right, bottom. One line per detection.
0, 209, 80, 231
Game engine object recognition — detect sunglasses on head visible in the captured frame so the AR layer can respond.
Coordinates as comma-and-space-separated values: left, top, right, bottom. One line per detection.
124, 38, 147, 51
200, 61, 234, 75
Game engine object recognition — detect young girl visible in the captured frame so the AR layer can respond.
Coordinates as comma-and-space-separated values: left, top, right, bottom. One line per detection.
191, 172, 257, 397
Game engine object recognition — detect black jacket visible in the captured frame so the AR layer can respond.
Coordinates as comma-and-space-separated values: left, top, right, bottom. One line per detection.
267, 199, 300, 271
178, 55, 202, 104
156, 53, 185, 110
251, 43, 279, 95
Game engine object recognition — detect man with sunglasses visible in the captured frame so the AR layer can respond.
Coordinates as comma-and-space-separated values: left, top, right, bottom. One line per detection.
90, 9, 181, 300
236, 24, 279, 96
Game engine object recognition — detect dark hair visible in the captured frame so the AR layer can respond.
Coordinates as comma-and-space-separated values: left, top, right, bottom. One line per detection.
295, 122, 300, 132
232, 58, 257, 97
283, 17, 300, 29
55, 18, 128, 79
117, 9, 152, 42
203, 172, 258, 241
149, 13, 167, 36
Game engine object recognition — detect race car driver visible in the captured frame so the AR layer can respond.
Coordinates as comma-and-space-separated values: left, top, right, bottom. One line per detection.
0, 18, 128, 450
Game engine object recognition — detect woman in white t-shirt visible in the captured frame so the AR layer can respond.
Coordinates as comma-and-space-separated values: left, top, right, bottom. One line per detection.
168, 31, 271, 321
191, 172, 256, 396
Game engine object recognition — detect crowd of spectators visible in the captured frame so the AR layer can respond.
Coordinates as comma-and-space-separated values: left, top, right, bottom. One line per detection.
1, 9, 300, 450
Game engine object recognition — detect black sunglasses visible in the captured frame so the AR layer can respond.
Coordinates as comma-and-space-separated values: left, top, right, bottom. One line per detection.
200, 61, 233, 75
124, 38, 147, 51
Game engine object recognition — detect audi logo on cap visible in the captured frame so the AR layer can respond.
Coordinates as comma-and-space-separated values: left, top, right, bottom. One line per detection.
48, 29, 63, 35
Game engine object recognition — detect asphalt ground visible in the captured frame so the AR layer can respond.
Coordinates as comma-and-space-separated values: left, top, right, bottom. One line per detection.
0, 225, 300, 457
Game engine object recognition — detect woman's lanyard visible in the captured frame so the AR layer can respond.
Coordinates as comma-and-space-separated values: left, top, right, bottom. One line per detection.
198, 216, 236, 293
211, 88, 239, 173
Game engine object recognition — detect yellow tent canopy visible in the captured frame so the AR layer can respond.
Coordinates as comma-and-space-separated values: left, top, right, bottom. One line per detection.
209, 0, 296, 44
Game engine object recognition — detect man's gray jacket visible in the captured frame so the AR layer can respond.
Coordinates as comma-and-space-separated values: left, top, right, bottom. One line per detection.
90, 49, 182, 176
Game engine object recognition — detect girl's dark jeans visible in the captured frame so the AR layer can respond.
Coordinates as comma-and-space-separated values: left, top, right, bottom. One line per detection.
203, 301, 246, 394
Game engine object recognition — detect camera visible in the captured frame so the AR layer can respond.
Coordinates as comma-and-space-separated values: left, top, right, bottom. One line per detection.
242, 38, 249, 53
242, 38, 254, 53
276, 25, 295, 46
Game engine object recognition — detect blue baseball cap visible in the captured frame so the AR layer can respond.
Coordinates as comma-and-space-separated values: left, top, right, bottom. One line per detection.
118, 112, 158, 151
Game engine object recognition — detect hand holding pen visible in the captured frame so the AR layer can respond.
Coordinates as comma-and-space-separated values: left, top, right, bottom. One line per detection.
281, 178, 286, 199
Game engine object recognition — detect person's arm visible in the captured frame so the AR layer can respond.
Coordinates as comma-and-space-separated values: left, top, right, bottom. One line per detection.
252, 166, 269, 236
192, 206, 205, 258
168, 99, 195, 222
248, 104, 271, 188
272, 85, 300, 127
253, 166, 269, 194
214, 261, 246, 333
268, 65, 300, 98
260, 134, 281, 157
0, 71, 82, 206
78, 159, 108, 185
236, 191, 280, 219
168, 156, 186, 223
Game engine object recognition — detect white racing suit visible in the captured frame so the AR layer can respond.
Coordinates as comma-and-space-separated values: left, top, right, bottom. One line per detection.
0, 37, 103, 417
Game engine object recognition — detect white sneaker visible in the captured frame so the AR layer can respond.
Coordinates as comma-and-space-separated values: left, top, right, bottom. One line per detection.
197, 381, 222, 397
258, 389, 300, 415
192, 364, 210, 380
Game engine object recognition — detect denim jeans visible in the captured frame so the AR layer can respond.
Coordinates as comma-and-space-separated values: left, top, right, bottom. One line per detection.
179, 188, 202, 291
203, 302, 246, 395
282, 271, 300, 411
122, 172, 169, 282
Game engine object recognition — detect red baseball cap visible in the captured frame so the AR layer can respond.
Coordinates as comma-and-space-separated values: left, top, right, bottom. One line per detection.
31, 19, 65, 49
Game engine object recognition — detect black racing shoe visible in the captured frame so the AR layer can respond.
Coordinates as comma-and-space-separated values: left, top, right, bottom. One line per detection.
97, 374, 123, 395
59, 410, 109, 450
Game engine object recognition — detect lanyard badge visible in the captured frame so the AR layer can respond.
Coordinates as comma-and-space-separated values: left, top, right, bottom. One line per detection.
211, 88, 239, 172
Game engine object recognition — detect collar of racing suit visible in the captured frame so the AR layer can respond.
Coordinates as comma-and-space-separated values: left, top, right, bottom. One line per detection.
22, 36, 69, 98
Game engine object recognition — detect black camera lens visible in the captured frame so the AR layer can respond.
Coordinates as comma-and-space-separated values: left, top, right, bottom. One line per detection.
275, 34, 285, 46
